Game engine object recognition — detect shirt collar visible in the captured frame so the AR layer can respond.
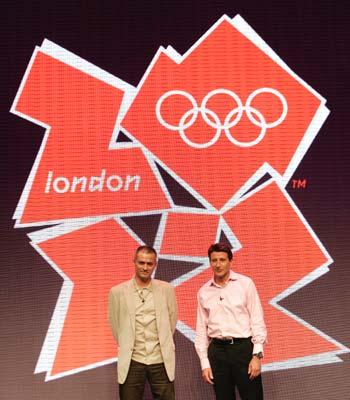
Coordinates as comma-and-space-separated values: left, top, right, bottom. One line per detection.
208, 270, 238, 287
133, 278, 153, 291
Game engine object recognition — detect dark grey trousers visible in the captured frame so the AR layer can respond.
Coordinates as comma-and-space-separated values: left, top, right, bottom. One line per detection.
208, 339, 264, 400
119, 360, 175, 400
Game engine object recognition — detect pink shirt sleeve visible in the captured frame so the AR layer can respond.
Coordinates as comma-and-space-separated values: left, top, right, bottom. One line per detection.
194, 291, 211, 370
246, 279, 267, 354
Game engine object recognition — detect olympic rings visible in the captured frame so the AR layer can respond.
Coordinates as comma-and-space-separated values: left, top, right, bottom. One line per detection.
155, 88, 288, 148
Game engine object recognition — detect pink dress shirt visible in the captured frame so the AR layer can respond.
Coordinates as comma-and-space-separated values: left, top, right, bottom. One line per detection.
195, 270, 267, 370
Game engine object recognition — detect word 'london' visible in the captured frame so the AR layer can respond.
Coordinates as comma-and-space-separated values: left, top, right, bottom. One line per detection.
45, 170, 141, 194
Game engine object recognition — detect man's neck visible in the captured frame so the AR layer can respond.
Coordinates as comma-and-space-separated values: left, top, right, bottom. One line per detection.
214, 274, 230, 287
134, 276, 152, 288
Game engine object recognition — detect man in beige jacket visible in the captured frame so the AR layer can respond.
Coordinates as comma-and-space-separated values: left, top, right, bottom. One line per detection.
108, 245, 177, 399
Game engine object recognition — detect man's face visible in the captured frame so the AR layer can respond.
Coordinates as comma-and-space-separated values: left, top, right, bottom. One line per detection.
134, 250, 157, 284
210, 251, 232, 282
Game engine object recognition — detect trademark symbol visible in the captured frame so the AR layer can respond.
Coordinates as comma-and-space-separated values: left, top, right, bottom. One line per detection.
292, 179, 307, 189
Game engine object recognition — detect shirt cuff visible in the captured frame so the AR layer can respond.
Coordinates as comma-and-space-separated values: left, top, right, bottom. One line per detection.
252, 343, 264, 355
200, 357, 211, 370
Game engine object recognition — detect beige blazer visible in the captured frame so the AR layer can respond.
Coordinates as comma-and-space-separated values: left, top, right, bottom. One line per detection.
108, 278, 177, 384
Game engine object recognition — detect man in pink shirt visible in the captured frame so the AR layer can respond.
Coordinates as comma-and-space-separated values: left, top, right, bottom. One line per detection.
195, 243, 267, 400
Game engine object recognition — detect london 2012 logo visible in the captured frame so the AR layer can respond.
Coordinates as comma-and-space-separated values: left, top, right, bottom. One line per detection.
11, 14, 348, 381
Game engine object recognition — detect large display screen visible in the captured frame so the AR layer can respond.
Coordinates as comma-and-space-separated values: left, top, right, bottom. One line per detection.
2, 2, 349, 399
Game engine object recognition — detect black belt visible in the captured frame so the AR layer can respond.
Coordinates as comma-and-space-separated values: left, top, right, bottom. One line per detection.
211, 337, 251, 345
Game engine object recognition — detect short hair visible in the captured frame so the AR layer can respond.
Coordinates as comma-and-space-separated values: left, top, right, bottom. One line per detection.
135, 245, 157, 258
208, 243, 233, 261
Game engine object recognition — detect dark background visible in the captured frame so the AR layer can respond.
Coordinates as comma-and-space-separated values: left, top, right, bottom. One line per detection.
1, 1, 350, 399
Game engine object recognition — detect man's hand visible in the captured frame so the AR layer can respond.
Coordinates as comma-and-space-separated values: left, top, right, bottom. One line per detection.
248, 356, 261, 380
202, 367, 214, 384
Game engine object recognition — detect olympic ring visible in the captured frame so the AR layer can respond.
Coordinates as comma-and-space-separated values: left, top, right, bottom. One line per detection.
156, 90, 199, 131
155, 88, 288, 148
225, 106, 266, 147
179, 107, 221, 149
201, 89, 243, 130
246, 88, 288, 129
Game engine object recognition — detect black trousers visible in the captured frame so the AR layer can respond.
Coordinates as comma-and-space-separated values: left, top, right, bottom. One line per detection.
208, 339, 264, 400
119, 360, 175, 400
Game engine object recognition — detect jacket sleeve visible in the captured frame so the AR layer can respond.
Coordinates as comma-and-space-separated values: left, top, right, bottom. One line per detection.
108, 288, 119, 343
168, 284, 178, 334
